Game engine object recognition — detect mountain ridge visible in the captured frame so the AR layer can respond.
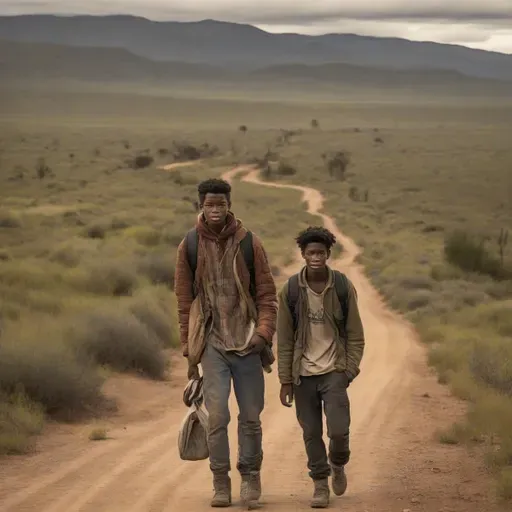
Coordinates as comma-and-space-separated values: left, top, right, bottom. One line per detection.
2, 38, 511, 98
0, 14, 511, 81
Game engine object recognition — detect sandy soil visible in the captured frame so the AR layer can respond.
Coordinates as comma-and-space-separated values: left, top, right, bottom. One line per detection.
0, 166, 505, 512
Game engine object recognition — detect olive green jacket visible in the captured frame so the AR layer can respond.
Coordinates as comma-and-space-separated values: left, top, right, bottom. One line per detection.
277, 266, 365, 385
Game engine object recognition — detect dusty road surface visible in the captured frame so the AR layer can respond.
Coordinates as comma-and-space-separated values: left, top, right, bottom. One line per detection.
0, 166, 505, 512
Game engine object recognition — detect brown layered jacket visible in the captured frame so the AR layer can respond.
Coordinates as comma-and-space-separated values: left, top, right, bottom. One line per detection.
174, 212, 277, 359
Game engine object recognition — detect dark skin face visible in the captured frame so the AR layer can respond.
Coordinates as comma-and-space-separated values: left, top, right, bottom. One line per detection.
302, 242, 330, 284
201, 192, 230, 232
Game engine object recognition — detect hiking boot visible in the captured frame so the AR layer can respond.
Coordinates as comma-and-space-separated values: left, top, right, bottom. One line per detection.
240, 471, 261, 508
211, 474, 232, 508
310, 478, 330, 508
331, 464, 347, 496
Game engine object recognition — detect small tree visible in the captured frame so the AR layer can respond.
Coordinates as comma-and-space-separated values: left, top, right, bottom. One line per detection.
36, 158, 51, 179
326, 151, 350, 181
311, 119, 319, 129
239, 125, 248, 134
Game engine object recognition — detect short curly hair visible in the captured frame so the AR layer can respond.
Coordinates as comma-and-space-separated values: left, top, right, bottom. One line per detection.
197, 178, 231, 205
295, 226, 336, 252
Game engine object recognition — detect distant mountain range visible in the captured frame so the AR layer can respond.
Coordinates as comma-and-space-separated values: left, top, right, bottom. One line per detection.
3, 38, 511, 97
1, 14, 512, 82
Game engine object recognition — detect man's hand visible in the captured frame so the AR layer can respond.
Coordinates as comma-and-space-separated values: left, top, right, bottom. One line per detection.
187, 362, 200, 381
280, 384, 294, 407
248, 333, 267, 354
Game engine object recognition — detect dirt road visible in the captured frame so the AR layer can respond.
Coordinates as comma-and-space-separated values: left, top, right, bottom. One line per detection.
0, 166, 504, 512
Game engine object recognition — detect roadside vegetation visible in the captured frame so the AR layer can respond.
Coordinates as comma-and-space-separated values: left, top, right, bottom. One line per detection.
245, 114, 512, 500
2, 88, 511, 501
0, 118, 312, 454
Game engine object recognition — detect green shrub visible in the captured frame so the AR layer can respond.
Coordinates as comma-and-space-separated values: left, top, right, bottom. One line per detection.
277, 161, 297, 176
131, 155, 154, 169
444, 230, 510, 280
72, 310, 167, 379
469, 338, 512, 396
84, 262, 138, 296
0, 339, 104, 417
138, 252, 175, 288
0, 392, 45, 454
129, 295, 177, 347
0, 211, 22, 229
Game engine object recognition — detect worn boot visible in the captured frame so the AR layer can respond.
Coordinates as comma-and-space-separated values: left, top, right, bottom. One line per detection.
211, 474, 232, 508
310, 478, 330, 508
240, 471, 261, 508
331, 464, 347, 496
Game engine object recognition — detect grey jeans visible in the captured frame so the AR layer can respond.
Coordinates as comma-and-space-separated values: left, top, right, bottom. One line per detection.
293, 371, 351, 480
201, 343, 265, 476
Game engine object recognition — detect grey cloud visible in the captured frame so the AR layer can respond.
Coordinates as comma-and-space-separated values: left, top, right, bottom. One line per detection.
2, 1, 512, 23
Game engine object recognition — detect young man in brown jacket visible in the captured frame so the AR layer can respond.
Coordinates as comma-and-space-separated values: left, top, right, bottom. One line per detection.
174, 178, 277, 508
277, 227, 365, 508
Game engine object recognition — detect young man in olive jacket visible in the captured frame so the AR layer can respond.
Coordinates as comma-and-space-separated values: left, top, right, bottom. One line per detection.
277, 226, 365, 508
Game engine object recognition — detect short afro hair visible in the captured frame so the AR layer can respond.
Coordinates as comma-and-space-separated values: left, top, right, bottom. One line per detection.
197, 178, 231, 205
295, 226, 336, 252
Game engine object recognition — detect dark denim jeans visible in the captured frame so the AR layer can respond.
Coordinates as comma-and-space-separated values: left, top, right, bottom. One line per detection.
293, 371, 351, 480
201, 343, 265, 476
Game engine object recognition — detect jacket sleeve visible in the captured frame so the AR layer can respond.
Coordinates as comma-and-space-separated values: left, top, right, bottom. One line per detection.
174, 237, 194, 357
344, 279, 365, 381
252, 234, 278, 343
277, 283, 295, 384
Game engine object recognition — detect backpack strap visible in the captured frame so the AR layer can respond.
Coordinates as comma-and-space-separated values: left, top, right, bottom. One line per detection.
185, 227, 255, 299
240, 231, 256, 299
185, 228, 199, 297
287, 273, 300, 330
333, 270, 349, 333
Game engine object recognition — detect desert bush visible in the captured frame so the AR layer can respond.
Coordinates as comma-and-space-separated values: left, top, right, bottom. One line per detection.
0, 338, 104, 417
444, 230, 511, 280
129, 295, 177, 347
49, 245, 81, 267
72, 310, 167, 379
0, 211, 22, 228
172, 141, 201, 161
36, 158, 52, 179
84, 262, 138, 296
469, 338, 512, 396
138, 252, 175, 289
239, 125, 248, 133
276, 161, 297, 176
323, 151, 350, 180
131, 155, 154, 169
311, 119, 319, 129
124, 226, 161, 247
83, 223, 106, 239
0, 391, 45, 454
398, 275, 435, 290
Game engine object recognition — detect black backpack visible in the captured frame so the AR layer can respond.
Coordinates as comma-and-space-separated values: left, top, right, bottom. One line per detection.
185, 227, 256, 299
287, 270, 349, 333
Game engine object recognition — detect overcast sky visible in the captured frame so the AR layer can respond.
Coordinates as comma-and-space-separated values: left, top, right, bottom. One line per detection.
2, 0, 512, 53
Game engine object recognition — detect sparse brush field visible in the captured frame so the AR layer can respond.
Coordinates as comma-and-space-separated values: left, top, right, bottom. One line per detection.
239, 103, 512, 498
0, 92, 316, 454
1, 86, 511, 498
